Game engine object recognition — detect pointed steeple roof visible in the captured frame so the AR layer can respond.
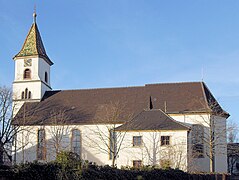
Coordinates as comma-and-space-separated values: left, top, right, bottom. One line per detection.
14, 13, 53, 65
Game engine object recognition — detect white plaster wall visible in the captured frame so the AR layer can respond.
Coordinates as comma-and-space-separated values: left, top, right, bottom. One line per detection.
14, 58, 40, 81
13, 82, 42, 100
38, 58, 51, 86
13, 57, 51, 105
169, 114, 211, 127
13, 114, 227, 173
117, 130, 188, 171
14, 124, 122, 165
213, 115, 227, 173
14, 125, 188, 171
14, 126, 38, 163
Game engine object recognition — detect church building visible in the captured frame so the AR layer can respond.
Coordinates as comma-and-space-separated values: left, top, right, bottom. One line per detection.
12, 13, 229, 173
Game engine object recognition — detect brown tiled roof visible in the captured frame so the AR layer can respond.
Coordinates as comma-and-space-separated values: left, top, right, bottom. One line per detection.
13, 22, 53, 65
12, 82, 229, 126
115, 109, 190, 131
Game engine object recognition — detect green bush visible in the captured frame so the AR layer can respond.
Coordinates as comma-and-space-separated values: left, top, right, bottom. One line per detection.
56, 151, 81, 169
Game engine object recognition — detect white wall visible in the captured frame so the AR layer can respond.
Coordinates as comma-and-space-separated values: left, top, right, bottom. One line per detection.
38, 58, 51, 86
117, 130, 188, 171
14, 125, 188, 171
14, 124, 122, 165
12, 57, 52, 115
13, 113, 228, 173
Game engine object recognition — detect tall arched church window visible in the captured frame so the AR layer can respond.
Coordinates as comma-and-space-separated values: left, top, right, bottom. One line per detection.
24, 88, 28, 99
71, 129, 81, 156
21, 92, 24, 99
45, 72, 48, 83
37, 129, 46, 160
24, 69, 31, 79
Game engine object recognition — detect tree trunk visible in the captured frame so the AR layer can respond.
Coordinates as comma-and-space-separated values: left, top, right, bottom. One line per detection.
0, 143, 4, 165
112, 156, 116, 167
209, 152, 215, 172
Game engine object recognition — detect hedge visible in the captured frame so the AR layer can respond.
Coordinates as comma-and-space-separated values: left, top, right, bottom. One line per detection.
0, 152, 230, 180
0, 162, 230, 180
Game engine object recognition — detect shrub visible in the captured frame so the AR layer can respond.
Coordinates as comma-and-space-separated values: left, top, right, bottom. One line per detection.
12, 161, 61, 180
56, 151, 81, 170
0, 161, 230, 180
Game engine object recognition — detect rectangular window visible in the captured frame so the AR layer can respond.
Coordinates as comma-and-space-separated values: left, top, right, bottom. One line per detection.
161, 136, 170, 146
191, 124, 204, 158
133, 160, 142, 168
133, 136, 142, 146
71, 129, 81, 156
109, 130, 117, 160
37, 129, 46, 160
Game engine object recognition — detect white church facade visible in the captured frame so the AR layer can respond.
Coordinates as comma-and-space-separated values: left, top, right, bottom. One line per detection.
12, 13, 229, 173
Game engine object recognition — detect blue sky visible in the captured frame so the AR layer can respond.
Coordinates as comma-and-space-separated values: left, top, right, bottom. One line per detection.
1, 1, 239, 125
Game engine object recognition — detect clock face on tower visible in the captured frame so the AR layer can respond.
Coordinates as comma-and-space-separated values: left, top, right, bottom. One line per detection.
24, 59, 32, 67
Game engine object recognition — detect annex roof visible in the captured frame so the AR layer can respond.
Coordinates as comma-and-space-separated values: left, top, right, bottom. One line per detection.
115, 109, 190, 131
13, 82, 229, 126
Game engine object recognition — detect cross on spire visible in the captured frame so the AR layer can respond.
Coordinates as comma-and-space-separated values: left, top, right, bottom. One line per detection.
33, 5, 37, 23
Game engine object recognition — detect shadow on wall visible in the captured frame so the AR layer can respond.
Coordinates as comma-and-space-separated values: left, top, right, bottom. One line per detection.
13, 136, 104, 165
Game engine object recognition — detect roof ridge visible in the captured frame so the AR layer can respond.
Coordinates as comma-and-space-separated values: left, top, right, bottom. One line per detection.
145, 81, 202, 86
34, 23, 39, 55
156, 109, 191, 129
57, 85, 145, 92
50, 81, 205, 92
200, 82, 211, 110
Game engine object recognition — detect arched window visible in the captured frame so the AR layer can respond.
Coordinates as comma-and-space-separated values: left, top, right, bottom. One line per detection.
71, 129, 81, 156
37, 129, 46, 160
24, 69, 31, 79
28, 91, 31, 99
45, 72, 48, 83
21, 92, 24, 99
24, 88, 28, 99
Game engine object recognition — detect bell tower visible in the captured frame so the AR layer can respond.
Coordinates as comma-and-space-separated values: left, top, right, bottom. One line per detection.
12, 11, 53, 114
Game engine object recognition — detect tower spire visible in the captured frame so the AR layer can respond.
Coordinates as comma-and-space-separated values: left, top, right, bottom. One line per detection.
13, 10, 53, 66
33, 5, 37, 23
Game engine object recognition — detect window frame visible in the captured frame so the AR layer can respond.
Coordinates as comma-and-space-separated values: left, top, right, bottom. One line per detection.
28, 91, 31, 99
24, 88, 28, 99
191, 124, 204, 158
21, 91, 24, 99
133, 160, 142, 168
71, 129, 81, 156
37, 128, 46, 160
23, 69, 31, 79
45, 72, 48, 83
133, 136, 142, 147
161, 136, 170, 146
